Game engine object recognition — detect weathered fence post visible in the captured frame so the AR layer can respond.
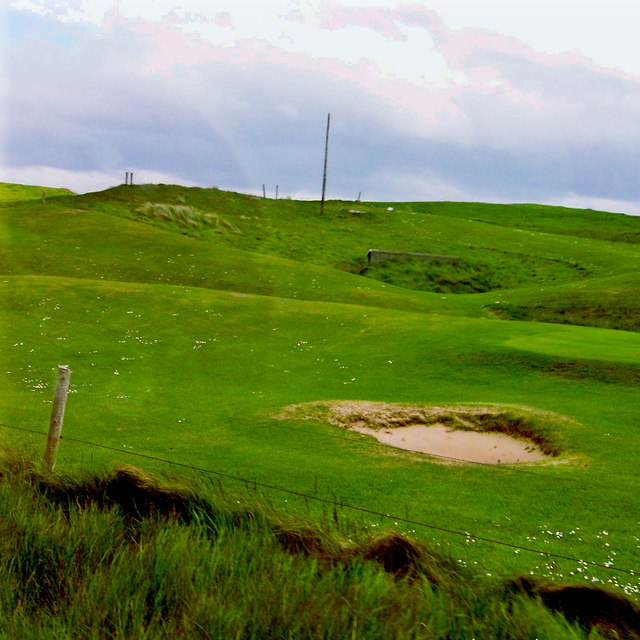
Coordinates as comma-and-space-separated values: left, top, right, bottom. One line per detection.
43, 365, 71, 472
275, 184, 279, 200
262, 184, 266, 198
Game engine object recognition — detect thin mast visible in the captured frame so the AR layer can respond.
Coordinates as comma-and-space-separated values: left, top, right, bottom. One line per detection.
320, 112, 331, 216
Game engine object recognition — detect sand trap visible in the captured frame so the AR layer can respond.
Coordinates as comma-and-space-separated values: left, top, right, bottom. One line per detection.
278, 401, 560, 465
350, 423, 547, 464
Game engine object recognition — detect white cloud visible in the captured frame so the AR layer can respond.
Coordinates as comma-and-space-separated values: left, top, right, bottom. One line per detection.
5, 1, 640, 211
424, 0, 640, 77
12, 0, 640, 78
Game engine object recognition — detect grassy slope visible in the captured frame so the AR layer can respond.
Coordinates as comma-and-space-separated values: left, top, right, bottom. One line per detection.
59, 184, 640, 329
402, 200, 640, 244
0, 182, 74, 202
0, 183, 639, 634
2, 452, 625, 640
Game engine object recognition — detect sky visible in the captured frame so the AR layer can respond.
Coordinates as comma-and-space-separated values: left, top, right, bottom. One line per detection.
2, 0, 640, 214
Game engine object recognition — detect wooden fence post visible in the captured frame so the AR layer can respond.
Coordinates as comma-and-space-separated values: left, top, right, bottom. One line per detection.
43, 365, 71, 472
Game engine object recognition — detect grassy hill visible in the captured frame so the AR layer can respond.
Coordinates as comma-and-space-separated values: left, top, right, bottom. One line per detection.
0, 181, 74, 202
0, 182, 639, 638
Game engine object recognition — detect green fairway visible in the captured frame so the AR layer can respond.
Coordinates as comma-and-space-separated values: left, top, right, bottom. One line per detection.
1, 182, 638, 598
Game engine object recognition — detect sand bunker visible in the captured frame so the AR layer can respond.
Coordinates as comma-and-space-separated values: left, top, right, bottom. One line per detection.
279, 401, 563, 464
350, 424, 545, 464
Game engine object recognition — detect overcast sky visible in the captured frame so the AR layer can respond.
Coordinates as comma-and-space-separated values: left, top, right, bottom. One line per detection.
3, 1, 640, 214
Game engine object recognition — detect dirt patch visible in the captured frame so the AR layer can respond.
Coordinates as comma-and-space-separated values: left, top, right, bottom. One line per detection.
279, 401, 570, 464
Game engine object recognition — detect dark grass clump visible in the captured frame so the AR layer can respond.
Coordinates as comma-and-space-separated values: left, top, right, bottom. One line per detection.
461, 411, 563, 457
356, 532, 462, 585
38, 464, 208, 523
5, 452, 456, 582
489, 301, 640, 332
506, 576, 640, 640
360, 251, 589, 295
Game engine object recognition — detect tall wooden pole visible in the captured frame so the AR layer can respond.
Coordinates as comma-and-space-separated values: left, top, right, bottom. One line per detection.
320, 112, 331, 216
43, 365, 71, 472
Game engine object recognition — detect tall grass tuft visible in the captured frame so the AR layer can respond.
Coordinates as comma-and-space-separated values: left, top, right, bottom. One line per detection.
0, 449, 636, 639
136, 201, 237, 233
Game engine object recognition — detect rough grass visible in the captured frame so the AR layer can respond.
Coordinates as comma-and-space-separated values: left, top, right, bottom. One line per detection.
361, 252, 589, 294
0, 449, 637, 640
482, 273, 640, 331
136, 201, 237, 233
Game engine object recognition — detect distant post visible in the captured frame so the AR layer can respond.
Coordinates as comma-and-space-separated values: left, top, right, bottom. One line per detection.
125, 172, 129, 185
320, 112, 331, 216
43, 365, 71, 472
262, 184, 266, 198
275, 185, 279, 200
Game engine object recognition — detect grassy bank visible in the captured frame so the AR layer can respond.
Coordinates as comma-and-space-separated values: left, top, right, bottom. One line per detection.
0, 450, 637, 640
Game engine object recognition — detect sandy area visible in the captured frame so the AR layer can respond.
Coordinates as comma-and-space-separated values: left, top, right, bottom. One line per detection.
278, 400, 555, 464
350, 423, 547, 464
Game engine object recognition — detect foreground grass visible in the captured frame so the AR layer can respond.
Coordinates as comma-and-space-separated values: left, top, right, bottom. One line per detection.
0, 450, 637, 640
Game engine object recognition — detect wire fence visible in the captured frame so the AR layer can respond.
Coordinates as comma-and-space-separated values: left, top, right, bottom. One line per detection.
0, 417, 637, 579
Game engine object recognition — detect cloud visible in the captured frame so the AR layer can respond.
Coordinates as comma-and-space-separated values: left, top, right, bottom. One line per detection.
3, 10, 246, 185
3, 2, 640, 216
425, 0, 640, 77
